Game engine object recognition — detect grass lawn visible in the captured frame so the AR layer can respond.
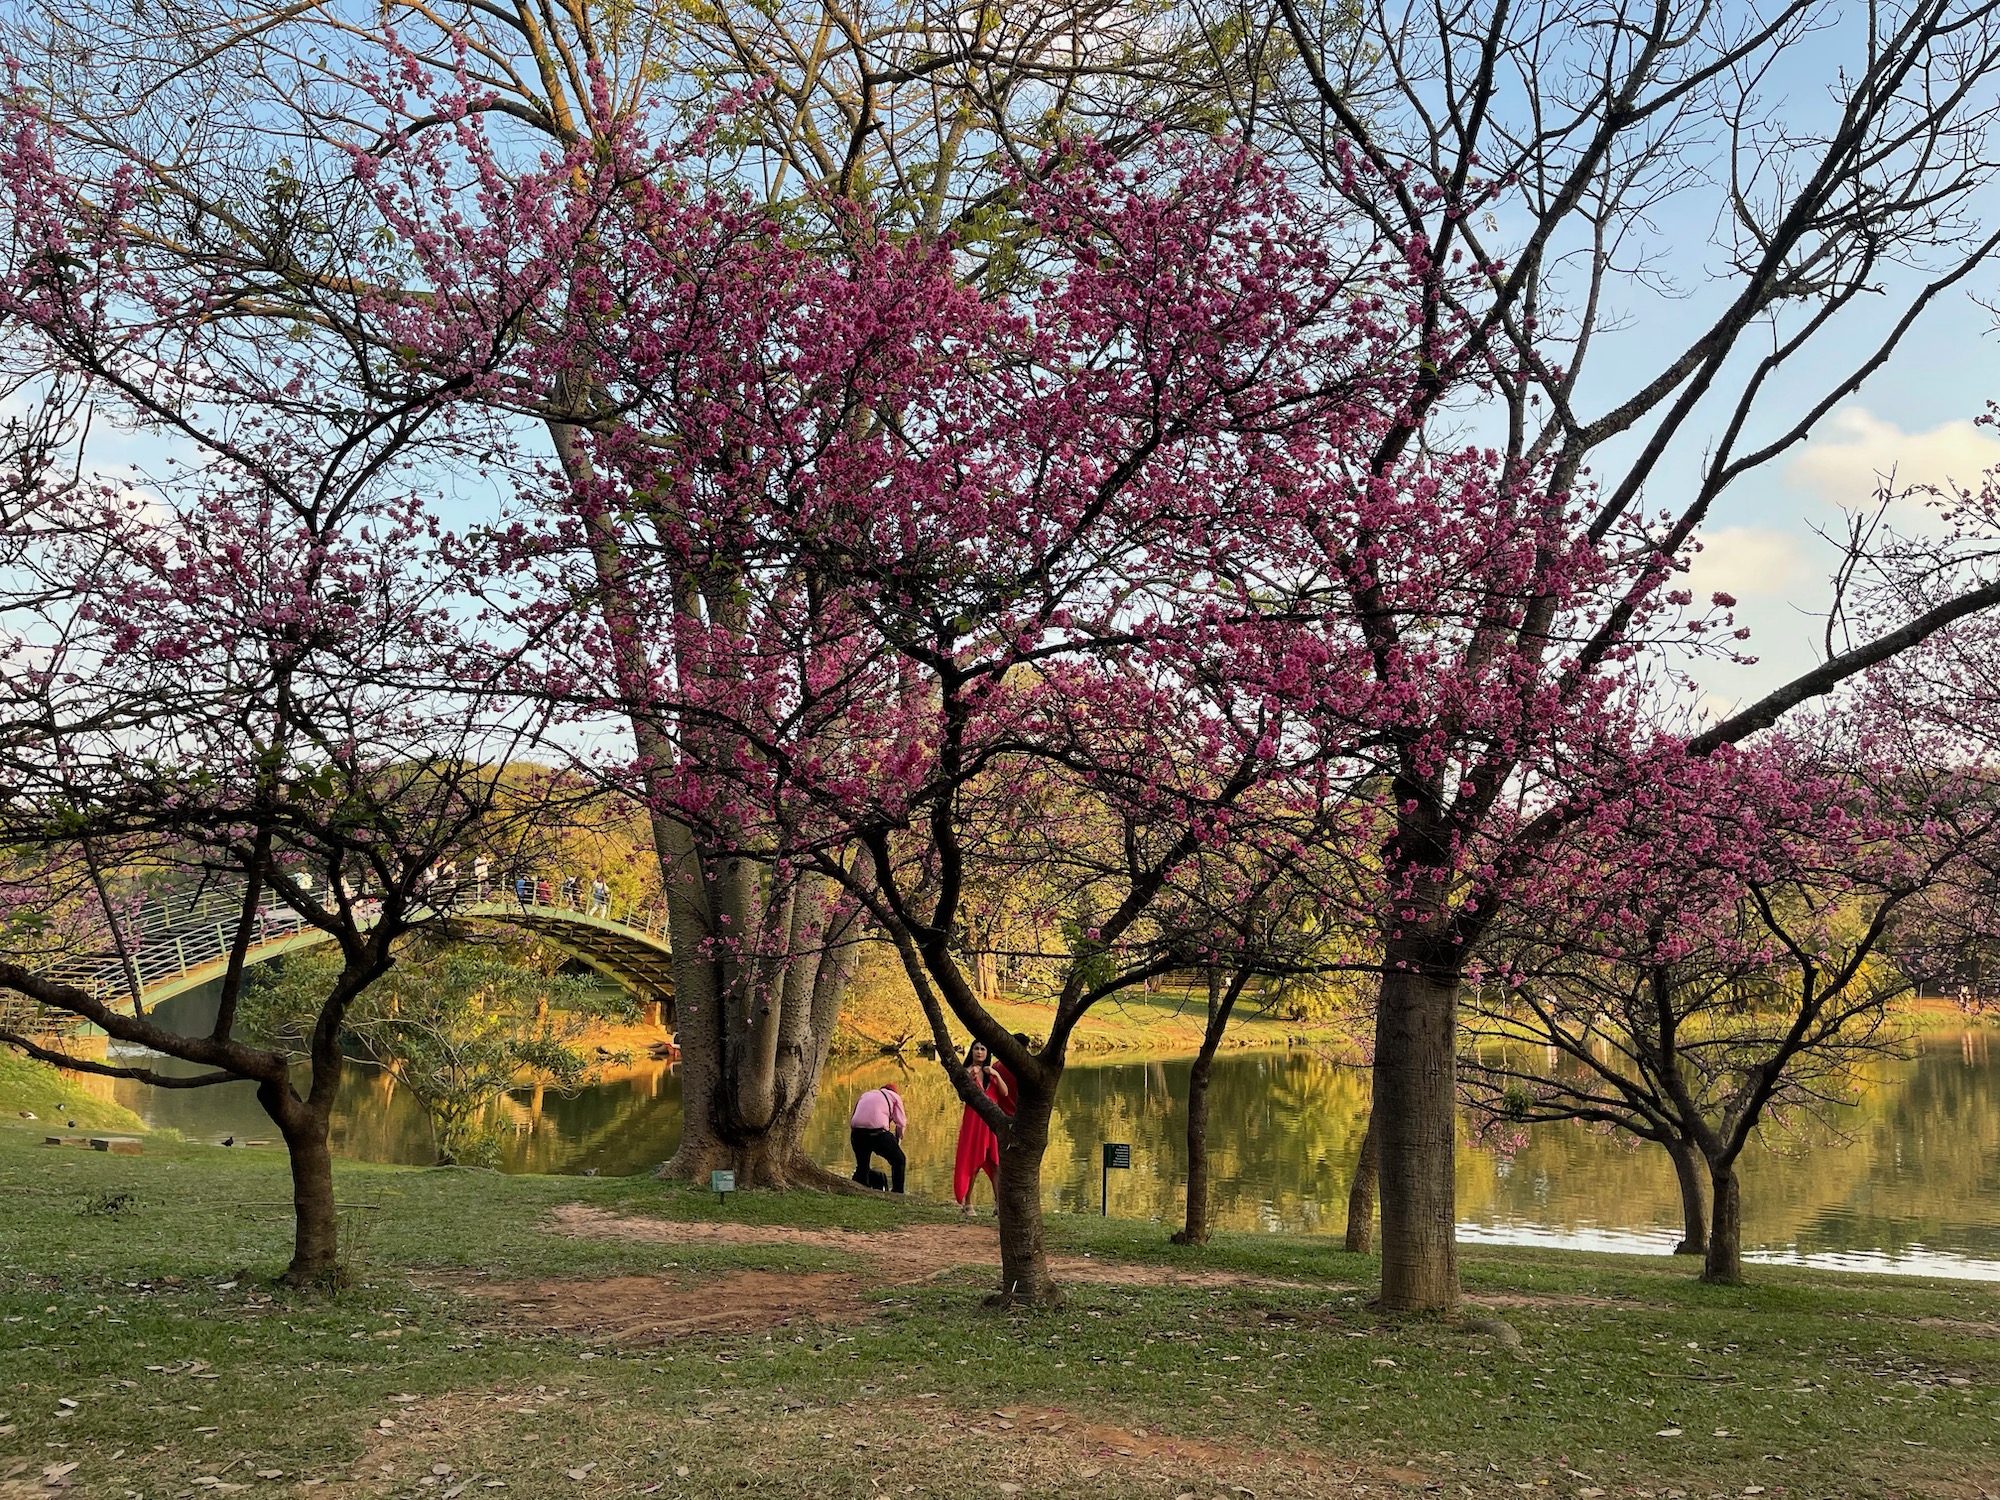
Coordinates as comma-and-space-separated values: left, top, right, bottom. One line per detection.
0, 1053, 145, 1134
2, 1120, 1997, 1500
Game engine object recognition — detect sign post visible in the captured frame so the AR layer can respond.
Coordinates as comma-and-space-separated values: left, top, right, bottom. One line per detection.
710, 1169, 735, 1205
1100, 1142, 1131, 1217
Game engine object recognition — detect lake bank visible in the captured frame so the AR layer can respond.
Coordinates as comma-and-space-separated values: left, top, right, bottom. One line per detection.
2, 1119, 1995, 1500
57, 1028, 2000, 1281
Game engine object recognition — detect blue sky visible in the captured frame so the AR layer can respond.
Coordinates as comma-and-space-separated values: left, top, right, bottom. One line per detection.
1643, 289, 1999, 712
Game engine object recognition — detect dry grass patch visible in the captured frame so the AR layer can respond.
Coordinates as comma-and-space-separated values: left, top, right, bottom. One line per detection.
549, 1203, 1319, 1297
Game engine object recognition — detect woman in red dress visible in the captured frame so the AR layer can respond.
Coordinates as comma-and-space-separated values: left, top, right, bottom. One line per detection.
951, 1042, 1011, 1215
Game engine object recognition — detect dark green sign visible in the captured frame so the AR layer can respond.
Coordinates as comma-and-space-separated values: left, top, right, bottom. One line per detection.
1101, 1142, 1131, 1216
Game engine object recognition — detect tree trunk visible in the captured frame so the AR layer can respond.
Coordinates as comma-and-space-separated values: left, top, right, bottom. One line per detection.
258, 1079, 339, 1287
555, 409, 860, 1192
1173, 965, 1244, 1247
1668, 1139, 1708, 1257
1172, 1049, 1215, 1245
1373, 959, 1461, 1312
1344, 1112, 1379, 1254
992, 1073, 1061, 1305
1702, 1162, 1743, 1285
659, 876, 860, 1189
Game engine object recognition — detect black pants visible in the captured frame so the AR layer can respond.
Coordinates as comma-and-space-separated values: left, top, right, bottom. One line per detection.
850, 1126, 905, 1193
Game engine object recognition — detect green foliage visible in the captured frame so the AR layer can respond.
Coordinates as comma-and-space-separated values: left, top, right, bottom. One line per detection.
243, 941, 632, 1165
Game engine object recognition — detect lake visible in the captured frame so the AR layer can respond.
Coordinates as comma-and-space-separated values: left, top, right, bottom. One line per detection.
106, 1026, 2000, 1279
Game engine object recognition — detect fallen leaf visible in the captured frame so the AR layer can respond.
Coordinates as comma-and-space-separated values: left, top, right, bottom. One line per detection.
43, 1463, 79, 1481
1655, 1428, 1683, 1438
1077, 1468, 1101, 1480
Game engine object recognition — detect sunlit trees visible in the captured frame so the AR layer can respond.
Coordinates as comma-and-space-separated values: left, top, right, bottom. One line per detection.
1462, 732, 2000, 1282
246, 941, 628, 1166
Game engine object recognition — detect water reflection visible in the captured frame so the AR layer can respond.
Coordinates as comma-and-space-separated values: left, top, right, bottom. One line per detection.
113, 1030, 2000, 1277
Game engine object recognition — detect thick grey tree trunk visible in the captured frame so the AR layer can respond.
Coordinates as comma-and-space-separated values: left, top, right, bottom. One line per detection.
1373, 956, 1461, 1312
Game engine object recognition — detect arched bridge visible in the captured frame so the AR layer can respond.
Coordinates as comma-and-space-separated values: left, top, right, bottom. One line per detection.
13, 881, 675, 1027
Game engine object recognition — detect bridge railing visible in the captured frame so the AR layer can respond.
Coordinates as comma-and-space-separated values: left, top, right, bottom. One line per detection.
5, 874, 668, 1027
461, 877, 669, 943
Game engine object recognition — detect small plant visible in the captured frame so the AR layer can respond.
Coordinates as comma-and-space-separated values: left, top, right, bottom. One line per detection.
325, 1206, 383, 1293
78, 1189, 138, 1219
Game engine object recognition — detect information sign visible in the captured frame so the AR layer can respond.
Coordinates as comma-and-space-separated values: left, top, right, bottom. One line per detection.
1101, 1142, 1131, 1216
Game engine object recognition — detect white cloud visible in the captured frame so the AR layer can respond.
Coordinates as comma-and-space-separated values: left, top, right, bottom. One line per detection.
1784, 405, 2000, 512
1684, 524, 1810, 602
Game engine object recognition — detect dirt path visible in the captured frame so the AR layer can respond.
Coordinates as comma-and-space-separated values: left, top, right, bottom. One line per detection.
436, 1204, 1327, 1341
553, 1202, 1306, 1286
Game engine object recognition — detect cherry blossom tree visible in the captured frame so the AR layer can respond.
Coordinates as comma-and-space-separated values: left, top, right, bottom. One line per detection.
0, 0, 1311, 1192
1462, 730, 1999, 1282
368, 114, 1425, 1293
1258, 0, 2000, 1311
0, 92, 563, 1283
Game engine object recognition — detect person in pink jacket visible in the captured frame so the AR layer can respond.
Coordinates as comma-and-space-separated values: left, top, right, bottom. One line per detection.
848, 1082, 907, 1193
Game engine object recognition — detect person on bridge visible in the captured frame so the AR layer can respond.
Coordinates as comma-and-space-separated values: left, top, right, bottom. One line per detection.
589, 876, 610, 917
848, 1082, 907, 1194
951, 1041, 1012, 1215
